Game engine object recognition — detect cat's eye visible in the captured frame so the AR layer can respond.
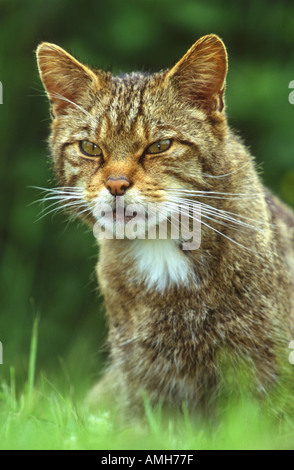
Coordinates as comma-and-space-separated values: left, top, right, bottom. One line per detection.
146, 139, 172, 155
79, 140, 103, 157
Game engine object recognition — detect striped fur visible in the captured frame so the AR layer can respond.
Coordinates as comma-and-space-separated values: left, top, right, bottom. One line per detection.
37, 35, 294, 420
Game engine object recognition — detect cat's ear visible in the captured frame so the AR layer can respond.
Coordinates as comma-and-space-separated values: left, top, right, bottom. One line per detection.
36, 43, 99, 118
166, 34, 228, 112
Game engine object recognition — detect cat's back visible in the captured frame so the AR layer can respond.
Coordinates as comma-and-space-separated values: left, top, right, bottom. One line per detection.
265, 188, 294, 230
265, 188, 294, 254
264, 189, 294, 333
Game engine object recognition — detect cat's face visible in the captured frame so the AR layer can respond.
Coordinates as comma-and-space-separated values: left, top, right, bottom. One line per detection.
37, 35, 228, 239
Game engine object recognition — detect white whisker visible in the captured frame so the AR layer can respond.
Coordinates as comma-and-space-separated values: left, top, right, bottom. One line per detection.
166, 198, 265, 233
35, 200, 90, 222
30, 185, 90, 222
163, 201, 264, 256
166, 194, 274, 229
34, 195, 84, 206
164, 188, 262, 199
30, 185, 84, 194
49, 91, 91, 118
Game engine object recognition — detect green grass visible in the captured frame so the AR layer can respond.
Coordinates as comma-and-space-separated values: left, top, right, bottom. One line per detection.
1, 379, 294, 450
1, 320, 294, 450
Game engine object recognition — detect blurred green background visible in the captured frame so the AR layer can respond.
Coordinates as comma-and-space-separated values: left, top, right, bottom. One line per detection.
0, 0, 294, 396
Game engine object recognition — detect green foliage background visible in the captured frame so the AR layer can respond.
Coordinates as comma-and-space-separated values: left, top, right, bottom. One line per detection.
0, 0, 294, 401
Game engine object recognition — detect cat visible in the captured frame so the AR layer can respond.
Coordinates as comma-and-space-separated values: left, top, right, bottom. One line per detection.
36, 34, 294, 419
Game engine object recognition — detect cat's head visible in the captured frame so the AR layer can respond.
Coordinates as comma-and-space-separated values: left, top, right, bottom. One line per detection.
36, 34, 228, 240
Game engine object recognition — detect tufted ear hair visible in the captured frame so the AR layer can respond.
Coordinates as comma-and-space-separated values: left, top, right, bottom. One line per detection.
166, 34, 228, 112
36, 42, 100, 118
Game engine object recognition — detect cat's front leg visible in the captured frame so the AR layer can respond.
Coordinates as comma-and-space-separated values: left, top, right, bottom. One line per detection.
85, 368, 122, 411
85, 367, 148, 423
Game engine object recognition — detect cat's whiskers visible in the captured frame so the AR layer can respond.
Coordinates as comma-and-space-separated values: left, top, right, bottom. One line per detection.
163, 200, 263, 255
66, 205, 94, 224
164, 189, 274, 227
36, 200, 90, 222
31, 185, 84, 192
180, 198, 272, 227
166, 195, 270, 233
199, 208, 264, 233
37, 197, 82, 213
32, 186, 91, 221
161, 190, 273, 254
34, 195, 83, 205
165, 188, 263, 199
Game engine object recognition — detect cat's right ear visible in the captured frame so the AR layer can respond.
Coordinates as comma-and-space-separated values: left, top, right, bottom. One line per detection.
36, 43, 100, 118
166, 34, 228, 113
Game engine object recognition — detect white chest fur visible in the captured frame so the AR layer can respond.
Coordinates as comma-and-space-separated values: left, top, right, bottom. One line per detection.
130, 239, 194, 291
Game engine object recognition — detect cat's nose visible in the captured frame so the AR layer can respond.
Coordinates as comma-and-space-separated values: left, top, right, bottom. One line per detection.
105, 177, 130, 196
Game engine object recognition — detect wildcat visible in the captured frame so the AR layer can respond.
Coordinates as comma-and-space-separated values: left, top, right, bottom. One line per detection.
36, 34, 294, 419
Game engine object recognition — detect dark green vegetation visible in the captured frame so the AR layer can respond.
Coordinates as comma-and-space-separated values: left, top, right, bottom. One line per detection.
0, 0, 294, 449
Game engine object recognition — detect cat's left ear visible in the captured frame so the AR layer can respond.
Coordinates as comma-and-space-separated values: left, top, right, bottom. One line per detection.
166, 34, 228, 112
36, 43, 100, 118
